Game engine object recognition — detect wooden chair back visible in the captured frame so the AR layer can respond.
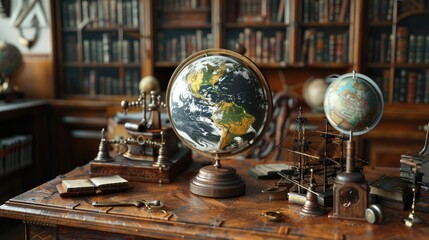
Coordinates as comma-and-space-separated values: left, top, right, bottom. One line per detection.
250, 91, 298, 161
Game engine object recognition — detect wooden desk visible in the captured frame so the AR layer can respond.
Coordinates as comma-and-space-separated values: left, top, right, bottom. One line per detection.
0, 159, 428, 240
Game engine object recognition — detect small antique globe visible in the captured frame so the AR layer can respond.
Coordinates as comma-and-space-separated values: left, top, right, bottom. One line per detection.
139, 75, 160, 93
0, 41, 22, 77
323, 72, 384, 136
167, 48, 272, 197
303, 77, 329, 111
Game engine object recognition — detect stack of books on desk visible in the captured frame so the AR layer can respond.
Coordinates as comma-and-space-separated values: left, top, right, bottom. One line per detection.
399, 153, 428, 184
369, 174, 413, 210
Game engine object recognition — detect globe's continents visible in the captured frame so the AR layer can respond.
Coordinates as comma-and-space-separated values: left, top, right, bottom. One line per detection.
0, 41, 22, 76
323, 72, 384, 136
167, 49, 272, 158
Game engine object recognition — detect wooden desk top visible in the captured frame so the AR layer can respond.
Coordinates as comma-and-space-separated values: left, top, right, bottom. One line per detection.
0, 159, 428, 240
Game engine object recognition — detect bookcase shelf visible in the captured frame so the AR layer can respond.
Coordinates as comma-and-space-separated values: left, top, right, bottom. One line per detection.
53, 0, 428, 107
225, 23, 289, 28
364, 0, 429, 105
53, 0, 361, 100
55, 0, 145, 100
299, 23, 351, 27
158, 23, 212, 29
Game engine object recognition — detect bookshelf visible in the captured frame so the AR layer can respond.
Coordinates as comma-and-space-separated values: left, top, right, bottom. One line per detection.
364, 0, 429, 105
49, 0, 429, 168
54, 0, 360, 100
155, 0, 213, 65
0, 100, 49, 204
223, 0, 291, 67
53, 0, 429, 107
56, 0, 146, 100
298, 0, 353, 67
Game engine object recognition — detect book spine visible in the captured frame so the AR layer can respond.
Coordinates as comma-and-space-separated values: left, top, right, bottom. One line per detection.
415, 35, 424, 63
415, 73, 425, 103
407, 72, 417, 103
275, 31, 284, 62
133, 40, 140, 63
393, 76, 400, 102
380, 33, 388, 63
283, 38, 289, 63
425, 36, 429, 63
110, 0, 117, 25
335, 33, 344, 63
256, 31, 263, 62
328, 33, 335, 62
425, 69, 429, 103
386, 34, 393, 63
132, 0, 139, 28
408, 34, 416, 64
102, 33, 110, 63
398, 70, 408, 103
396, 27, 408, 64
383, 69, 390, 101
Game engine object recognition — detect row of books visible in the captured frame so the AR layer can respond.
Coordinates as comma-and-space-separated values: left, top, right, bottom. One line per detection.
368, 33, 392, 63
62, 0, 139, 28
369, 32, 429, 64
83, 36, 140, 64
369, 174, 413, 210
368, 0, 394, 22
157, 31, 213, 62
393, 69, 429, 104
372, 70, 390, 102
226, 28, 288, 64
157, 0, 210, 10
227, 0, 290, 24
396, 27, 429, 64
300, 29, 349, 64
301, 0, 350, 23
0, 135, 32, 176
65, 70, 140, 96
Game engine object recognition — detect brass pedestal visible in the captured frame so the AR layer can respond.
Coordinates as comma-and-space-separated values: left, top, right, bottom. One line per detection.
190, 165, 245, 198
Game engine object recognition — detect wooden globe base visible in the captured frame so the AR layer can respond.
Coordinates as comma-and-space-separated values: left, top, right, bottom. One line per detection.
190, 165, 245, 198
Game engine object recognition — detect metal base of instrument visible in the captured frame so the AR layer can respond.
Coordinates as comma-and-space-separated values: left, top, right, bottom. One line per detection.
190, 165, 245, 198
300, 190, 325, 216
402, 213, 425, 227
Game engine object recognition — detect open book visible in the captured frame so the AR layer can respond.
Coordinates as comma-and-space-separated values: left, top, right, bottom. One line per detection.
56, 175, 132, 197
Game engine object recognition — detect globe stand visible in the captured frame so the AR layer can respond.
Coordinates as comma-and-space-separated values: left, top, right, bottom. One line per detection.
0, 75, 24, 102
190, 155, 245, 198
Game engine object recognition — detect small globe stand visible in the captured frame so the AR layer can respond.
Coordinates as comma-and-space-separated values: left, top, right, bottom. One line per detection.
190, 154, 246, 198
324, 71, 384, 221
0, 42, 24, 102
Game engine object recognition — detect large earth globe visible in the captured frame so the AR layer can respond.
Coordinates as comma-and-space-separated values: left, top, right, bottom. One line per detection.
167, 49, 272, 158
0, 41, 23, 77
166, 48, 272, 198
323, 72, 384, 136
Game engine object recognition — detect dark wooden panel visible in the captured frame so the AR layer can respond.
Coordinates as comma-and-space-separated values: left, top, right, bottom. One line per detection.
49, 100, 109, 176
